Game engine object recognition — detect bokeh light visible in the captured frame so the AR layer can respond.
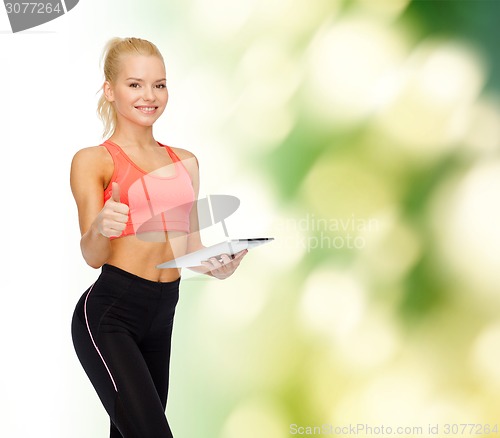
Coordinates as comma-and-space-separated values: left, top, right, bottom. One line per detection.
4, 0, 500, 436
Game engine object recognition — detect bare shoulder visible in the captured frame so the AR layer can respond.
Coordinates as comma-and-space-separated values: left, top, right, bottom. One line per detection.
170, 146, 197, 162
71, 145, 112, 168
70, 145, 113, 189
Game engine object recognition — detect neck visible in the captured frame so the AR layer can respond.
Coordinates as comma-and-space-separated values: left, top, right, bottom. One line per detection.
110, 123, 157, 149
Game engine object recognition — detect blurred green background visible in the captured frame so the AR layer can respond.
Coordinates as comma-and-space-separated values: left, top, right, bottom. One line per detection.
2, 0, 499, 436
160, 0, 500, 437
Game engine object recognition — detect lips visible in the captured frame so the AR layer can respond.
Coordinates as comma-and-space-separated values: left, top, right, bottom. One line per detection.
135, 106, 158, 113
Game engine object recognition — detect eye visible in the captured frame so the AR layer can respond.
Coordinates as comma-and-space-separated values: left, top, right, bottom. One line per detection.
129, 83, 140, 88
156, 84, 167, 89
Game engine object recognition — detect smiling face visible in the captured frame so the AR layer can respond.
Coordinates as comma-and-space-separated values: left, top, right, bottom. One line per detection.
104, 54, 168, 129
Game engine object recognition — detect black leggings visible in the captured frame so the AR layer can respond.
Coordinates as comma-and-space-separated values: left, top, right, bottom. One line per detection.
71, 264, 180, 438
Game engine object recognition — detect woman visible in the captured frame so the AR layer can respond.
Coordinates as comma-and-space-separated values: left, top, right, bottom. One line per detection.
70, 37, 247, 438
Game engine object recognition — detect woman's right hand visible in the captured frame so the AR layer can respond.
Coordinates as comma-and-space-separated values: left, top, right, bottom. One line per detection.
96, 182, 130, 238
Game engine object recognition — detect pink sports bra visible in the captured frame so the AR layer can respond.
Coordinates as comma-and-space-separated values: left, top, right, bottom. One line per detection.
102, 140, 195, 240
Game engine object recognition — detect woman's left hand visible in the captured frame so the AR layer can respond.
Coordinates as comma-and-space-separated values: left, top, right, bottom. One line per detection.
200, 249, 248, 279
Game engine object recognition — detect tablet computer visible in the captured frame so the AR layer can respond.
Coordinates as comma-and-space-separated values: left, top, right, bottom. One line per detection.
156, 238, 274, 268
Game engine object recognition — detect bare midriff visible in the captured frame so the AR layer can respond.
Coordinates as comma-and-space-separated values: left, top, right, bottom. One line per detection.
106, 230, 189, 282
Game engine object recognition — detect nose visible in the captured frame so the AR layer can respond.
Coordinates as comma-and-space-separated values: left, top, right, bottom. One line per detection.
142, 86, 156, 102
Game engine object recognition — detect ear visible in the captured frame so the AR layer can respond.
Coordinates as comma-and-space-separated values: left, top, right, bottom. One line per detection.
103, 81, 115, 102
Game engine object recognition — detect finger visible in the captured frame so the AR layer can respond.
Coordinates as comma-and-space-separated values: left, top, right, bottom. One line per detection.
228, 258, 243, 270
111, 182, 121, 203
112, 202, 129, 215
107, 228, 123, 238
206, 257, 224, 271
107, 210, 129, 223
220, 254, 233, 265
105, 199, 129, 216
208, 257, 223, 269
218, 250, 245, 263
101, 224, 125, 238
233, 249, 248, 259
102, 218, 127, 232
201, 260, 218, 272
231, 252, 247, 267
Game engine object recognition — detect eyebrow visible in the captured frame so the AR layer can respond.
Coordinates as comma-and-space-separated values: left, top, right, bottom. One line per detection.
125, 77, 167, 82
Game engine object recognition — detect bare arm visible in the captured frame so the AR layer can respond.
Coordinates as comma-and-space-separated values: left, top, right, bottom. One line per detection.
70, 147, 128, 268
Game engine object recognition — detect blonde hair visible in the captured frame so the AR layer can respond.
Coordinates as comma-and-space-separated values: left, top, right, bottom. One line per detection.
96, 37, 165, 139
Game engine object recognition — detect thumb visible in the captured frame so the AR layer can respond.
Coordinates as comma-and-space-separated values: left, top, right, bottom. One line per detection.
111, 182, 121, 203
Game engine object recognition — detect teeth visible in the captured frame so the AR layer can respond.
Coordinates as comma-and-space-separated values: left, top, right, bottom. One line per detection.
137, 107, 156, 112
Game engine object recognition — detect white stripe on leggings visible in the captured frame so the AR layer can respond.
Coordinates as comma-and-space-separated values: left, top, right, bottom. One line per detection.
84, 283, 118, 392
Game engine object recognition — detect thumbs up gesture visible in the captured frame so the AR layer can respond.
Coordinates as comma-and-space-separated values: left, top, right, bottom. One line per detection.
97, 182, 130, 238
